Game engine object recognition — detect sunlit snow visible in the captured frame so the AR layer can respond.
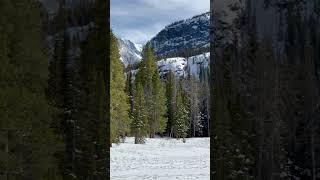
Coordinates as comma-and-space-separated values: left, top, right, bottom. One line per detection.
157, 52, 210, 78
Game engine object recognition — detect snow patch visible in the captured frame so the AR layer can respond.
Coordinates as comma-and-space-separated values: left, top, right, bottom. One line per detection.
157, 52, 210, 79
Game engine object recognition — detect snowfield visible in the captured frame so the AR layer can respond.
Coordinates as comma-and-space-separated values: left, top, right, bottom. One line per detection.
111, 137, 210, 180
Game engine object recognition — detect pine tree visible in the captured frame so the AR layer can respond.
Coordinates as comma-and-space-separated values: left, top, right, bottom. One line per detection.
131, 82, 149, 144
110, 31, 130, 144
50, 0, 109, 178
70, 9, 109, 180
165, 70, 176, 137
149, 72, 168, 137
135, 43, 167, 138
125, 65, 134, 119
173, 82, 189, 142
0, 1, 61, 179
185, 75, 201, 137
136, 43, 157, 91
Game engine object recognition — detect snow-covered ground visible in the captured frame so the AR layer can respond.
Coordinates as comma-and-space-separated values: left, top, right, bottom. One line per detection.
111, 137, 210, 180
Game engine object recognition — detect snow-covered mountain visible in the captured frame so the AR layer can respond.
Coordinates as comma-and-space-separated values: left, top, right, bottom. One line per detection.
150, 12, 210, 57
117, 38, 142, 67
151, 12, 210, 79
157, 53, 210, 79
117, 12, 210, 79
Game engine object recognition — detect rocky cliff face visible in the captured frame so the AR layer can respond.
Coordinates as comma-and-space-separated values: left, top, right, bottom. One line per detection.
150, 12, 210, 57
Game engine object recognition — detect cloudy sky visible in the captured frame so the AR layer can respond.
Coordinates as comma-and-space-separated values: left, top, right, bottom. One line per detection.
111, 0, 209, 44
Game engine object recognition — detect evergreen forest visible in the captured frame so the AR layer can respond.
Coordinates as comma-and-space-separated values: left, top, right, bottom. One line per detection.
0, 0, 108, 179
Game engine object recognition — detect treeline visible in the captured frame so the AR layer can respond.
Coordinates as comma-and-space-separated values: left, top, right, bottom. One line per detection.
0, 1, 60, 179
0, 0, 108, 179
212, 0, 320, 179
47, 0, 108, 179
110, 33, 210, 145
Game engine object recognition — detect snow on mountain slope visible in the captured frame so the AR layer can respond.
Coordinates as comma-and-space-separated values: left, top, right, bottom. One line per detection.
157, 57, 187, 77
157, 52, 210, 79
116, 12, 210, 79
118, 38, 142, 67
150, 12, 210, 57
133, 43, 143, 53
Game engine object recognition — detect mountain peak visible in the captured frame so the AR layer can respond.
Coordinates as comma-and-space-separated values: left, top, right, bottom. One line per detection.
117, 38, 142, 67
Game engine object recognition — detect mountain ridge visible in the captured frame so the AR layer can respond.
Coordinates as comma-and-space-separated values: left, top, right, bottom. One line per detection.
116, 12, 210, 79
149, 12, 210, 57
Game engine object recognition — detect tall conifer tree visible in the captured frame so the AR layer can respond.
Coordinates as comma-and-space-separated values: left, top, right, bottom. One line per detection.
165, 70, 176, 137
110, 31, 130, 144
173, 82, 189, 141
135, 43, 167, 138
131, 82, 149, 144
150, 72, 167, 137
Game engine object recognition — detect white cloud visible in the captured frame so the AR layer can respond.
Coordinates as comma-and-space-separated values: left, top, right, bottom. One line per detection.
111, 0, 209, 44
120, 30, 153, 44
141, 0, 209, 12
114, 22, 167, 44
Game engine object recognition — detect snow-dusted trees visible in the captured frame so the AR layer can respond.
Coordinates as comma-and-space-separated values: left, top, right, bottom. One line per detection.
163, 70, 208, 139
132, 82, 149, 144
134, 43, 167, 138
173, 83, 189, 142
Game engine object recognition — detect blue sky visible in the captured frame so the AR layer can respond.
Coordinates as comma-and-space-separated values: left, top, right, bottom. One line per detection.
111, 0, 209, 44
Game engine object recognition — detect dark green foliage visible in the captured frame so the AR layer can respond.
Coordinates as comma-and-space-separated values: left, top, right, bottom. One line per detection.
110, 31, 130, 144
46, 0, 109, 179
125, 65, 134, 120
0, 0, 108, 179
70, 5, 108, 178
131, 82, 149, 144
165, 70, 176, 137
172, 82, 189, 140
150, 72, 168, 136
0, 0, 62, 179
134, 43, 167, 138
212, 0, 320, 179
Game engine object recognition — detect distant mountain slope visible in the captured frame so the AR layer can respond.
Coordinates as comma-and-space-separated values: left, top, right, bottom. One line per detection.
117, 38, 142, 67
116, 12, 210, 79
150, 12, 210, 57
